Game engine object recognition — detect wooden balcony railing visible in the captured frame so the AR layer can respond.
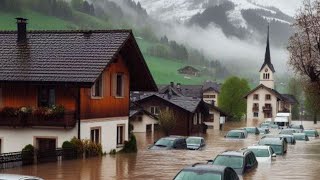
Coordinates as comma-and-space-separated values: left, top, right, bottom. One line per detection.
262, 106, 272, 112
252, 107, 259, 112
0, 111, 76, 128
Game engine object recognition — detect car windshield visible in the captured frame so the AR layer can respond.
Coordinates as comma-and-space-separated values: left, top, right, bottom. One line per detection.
155, 138, 174, 147
294, 134, 307, 140
245, 128, 256, 133
260, 124, 269, 128
227, 131, 242, 138
268, 145, 282, 154
304, 131, 316, 137
186, 138, 201, 145
249, 148, 270, 157
213, 155, 244, 169
174, 170, 222, 180
291, 125, 302, 129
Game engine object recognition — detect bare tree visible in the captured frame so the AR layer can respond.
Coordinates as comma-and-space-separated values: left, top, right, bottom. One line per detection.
288, 0, 320, 91
158, 110, 176, 136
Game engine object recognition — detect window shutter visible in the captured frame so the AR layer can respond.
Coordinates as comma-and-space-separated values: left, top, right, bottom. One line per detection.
112, 73, 117, 97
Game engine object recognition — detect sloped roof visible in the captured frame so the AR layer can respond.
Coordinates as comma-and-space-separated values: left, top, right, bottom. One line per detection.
281, 94, 299, 104
244, 84, 298, 104
0, 29, 157, 91
137, 93, 204, 113
205, 103, 228, 117
202, 81, 221, 93
178, 66, 199, 72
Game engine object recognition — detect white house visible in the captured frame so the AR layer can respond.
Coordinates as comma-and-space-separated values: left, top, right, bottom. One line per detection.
245, 26, 298, 126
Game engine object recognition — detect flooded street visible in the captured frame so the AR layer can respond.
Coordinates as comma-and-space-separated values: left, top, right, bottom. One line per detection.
2, 120, 320, 180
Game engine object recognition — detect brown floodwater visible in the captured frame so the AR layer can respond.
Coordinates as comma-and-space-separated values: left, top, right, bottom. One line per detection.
1, 121, 320, 180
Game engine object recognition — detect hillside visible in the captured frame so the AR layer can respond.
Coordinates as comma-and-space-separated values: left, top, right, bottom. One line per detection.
0, 8, 218, 85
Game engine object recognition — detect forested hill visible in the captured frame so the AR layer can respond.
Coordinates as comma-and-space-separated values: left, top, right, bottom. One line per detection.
0, 0, 230, 85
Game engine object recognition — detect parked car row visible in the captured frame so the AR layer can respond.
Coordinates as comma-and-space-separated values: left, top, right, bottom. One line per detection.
150, 136, 206, 150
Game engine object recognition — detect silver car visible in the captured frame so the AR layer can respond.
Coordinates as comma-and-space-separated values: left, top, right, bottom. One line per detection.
0, 174, 44, 180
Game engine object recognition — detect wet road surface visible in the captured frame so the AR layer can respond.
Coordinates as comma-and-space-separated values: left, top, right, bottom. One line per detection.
1, 121, 320, 180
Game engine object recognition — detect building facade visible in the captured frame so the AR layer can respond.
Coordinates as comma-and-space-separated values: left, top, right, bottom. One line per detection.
0, 18, 157, 153
245, 26, 298, 126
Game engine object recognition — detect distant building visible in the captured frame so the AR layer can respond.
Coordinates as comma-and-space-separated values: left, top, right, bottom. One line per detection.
135, 93, 209, 136
178, 66, 200, 76
129, 103, 158, 133
244, 26, 298, 126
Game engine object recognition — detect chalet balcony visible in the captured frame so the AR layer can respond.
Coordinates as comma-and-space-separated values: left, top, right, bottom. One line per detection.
262, 106, 272, 112
252, 107, 259, 112
0, 111, 76, 128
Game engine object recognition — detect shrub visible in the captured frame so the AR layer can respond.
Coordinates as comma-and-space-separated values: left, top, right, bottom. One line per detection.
109, 149, 116, 155
84, 140, 103, 157
22, 144, 34, 165
0, 107, 18, 117
119, 134, 137, 153
62, 141, 76, 160
70, 137, 84, 158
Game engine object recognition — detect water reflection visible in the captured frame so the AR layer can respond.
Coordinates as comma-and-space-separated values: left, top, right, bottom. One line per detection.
1, 121, 320, 180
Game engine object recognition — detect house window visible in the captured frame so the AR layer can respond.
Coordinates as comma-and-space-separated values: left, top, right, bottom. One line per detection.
193, 114, 197, 125
253, 103, 259, 112
265, 94, 271, 100
253, 94, 259, 100
38, 87, 55, 107
90, 127, 101, 144
92, 75, 103, 97
112, 73, 124, 97
151, 106, 160, 115
253, 112, 259, 117
117, 125, 125, 146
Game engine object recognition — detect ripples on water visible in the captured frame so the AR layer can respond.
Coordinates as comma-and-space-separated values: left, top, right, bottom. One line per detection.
1, 121, 320, 180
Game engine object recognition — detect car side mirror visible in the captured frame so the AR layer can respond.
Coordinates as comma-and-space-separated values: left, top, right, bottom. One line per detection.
272, 153, 277, 157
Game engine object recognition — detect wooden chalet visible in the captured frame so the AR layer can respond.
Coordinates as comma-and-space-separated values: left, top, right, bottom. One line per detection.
135, 93, 209, 136
0, 18, 157, 153
178, 66, 200, 76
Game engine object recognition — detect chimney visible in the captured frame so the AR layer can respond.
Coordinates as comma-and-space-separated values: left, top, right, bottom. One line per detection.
16, 17, 28, 43
170, 82, 174, 87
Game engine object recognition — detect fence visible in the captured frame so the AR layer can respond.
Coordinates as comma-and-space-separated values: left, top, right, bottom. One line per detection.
0, 148, 78, 169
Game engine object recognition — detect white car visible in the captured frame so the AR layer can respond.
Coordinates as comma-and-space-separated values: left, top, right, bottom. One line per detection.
0, 174, 44, 180
186, 136, 205, 150
246, 145, 276, 163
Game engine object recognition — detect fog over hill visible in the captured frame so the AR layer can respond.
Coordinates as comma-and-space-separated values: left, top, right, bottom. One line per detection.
133, 0, 304, 74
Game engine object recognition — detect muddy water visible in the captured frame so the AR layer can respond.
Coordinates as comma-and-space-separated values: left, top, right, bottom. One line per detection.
1, 121, 320, 180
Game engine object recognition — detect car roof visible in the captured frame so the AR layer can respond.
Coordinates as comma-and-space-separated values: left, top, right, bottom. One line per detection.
229, 129, 247, 133
219, 149, 250, 157
182, 164, 228, 173
279, 134, 293, 137
0, 174, 43, 180
187, 136, 204, 139
304, 129, 316, 131
247, 145, 270, 150
259, 137, 283, 145
160, 137, 182, 141
293, 133, 306, 136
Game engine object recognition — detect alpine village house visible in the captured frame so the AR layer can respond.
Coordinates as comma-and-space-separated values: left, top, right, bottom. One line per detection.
245, 26, 298, 126
0, 18, 157, 153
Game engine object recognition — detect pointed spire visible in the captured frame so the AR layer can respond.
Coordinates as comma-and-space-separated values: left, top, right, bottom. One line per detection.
259, 24, 275, 72
264, 24, 271, 64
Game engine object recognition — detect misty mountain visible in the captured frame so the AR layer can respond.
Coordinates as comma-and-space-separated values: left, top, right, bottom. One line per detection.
135, 0, 294, 46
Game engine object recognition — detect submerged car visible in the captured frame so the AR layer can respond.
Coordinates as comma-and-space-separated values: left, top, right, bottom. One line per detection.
289, 124, 304, 132
279, 134, 296, 145
279, 129, 299, 135
304, 129, 319, 138
149, 136, 187, 150
245, 146, 276, 163
173, 164, 239, 180
0, 174, 44, 180
258, 128, 270, 134
225, 129, 248, 139
243, 127, 260, 135
186, 136, 205, 150
260, 123, 270, 128
292, 133, 309, 141
208, 149, 258, 175
258, 137, 287, 155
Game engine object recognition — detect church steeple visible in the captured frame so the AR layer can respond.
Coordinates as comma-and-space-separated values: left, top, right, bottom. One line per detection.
259, 24, 275, 73
259, 25, 275, 89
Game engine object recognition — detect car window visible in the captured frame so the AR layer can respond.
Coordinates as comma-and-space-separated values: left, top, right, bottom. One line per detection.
213, 156, 244, 169
249, 148, 270, 157
225, 169, 239, 180
174, 170, 222, 180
